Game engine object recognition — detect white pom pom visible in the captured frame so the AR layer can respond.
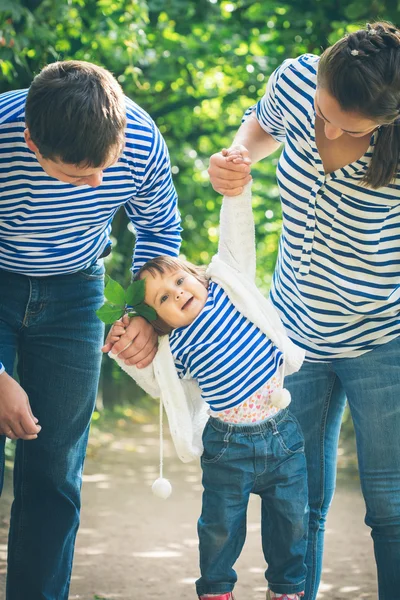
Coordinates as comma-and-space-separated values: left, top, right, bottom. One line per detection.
152, 477, 172, 499
270, 388, 291, 409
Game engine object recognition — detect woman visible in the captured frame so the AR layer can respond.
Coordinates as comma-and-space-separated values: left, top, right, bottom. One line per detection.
208, 21, 400, 600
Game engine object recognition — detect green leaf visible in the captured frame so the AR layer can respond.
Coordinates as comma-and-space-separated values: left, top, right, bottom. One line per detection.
104, 278, 126, 305
96, 303, 124, 324
126, 279, 146, 306
134, 302, 158, 322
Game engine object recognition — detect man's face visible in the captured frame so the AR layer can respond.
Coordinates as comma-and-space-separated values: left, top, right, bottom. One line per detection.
24, 128, 119, 187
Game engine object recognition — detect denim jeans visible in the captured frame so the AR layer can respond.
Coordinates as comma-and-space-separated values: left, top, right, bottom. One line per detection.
196, 409, 308, 597
0, 262, 105, 600
286, 337, 400, 600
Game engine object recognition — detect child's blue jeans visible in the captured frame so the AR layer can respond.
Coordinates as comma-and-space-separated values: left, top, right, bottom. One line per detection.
196, 408, 308, 597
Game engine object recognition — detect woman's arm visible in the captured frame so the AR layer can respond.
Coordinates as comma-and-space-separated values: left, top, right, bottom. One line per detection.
209, 58, 292, 197
208, 113, 281, 197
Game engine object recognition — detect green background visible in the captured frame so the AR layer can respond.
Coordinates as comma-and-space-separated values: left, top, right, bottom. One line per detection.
1, 0, 398, 425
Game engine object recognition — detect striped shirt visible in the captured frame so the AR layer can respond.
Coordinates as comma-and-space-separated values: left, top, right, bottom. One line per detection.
0, 89, 181, 276
0, 362, 4, 375
169, 281, 283, 412
255, 54, 400, 360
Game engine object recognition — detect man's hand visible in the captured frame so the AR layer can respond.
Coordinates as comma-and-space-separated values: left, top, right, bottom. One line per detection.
208, 146, 252, 196
101, 315, 158, 368
0, 372, 41, 440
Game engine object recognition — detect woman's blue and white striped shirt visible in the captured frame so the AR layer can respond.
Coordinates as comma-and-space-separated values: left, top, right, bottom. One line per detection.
255, 54, 400, 360
169, 281, 283, 412
0, 90, 181, 276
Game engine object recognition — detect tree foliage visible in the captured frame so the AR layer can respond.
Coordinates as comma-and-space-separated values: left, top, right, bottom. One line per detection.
1, 0, 398, 406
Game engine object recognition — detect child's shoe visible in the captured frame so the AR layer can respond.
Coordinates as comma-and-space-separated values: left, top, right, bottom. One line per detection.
266, 591, 304, 600
199, 594, 235, 600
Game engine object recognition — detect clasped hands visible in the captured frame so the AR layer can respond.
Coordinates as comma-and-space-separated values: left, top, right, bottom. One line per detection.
101, 314, 158, 368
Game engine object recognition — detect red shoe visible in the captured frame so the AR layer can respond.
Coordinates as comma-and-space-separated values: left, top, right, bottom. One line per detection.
198, 594, 235, 600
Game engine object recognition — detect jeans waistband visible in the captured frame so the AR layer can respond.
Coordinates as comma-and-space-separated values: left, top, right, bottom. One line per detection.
208, 407, 289, 434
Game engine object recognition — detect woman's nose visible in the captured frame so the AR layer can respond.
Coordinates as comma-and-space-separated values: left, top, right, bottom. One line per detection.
324, 123, 343, 140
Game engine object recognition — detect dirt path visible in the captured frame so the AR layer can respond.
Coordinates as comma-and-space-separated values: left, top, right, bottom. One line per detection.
0, 422, 377, 600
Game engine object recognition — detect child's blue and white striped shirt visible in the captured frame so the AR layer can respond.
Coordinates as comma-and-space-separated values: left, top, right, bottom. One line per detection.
169, 281, 283, 412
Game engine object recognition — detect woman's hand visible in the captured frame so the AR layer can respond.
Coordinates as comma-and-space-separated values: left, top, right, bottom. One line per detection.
208, 147, 252, 196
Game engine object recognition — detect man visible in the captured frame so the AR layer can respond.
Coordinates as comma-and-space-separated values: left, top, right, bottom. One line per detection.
0, 60, 181, 599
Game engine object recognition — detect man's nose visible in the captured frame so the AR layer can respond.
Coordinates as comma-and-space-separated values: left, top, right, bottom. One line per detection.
85, 171, 104, 187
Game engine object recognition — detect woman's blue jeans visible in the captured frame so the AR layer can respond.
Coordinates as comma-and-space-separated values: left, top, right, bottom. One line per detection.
196, 409, 308, 597
0, 263, 105, 600
286, 337, 400, 600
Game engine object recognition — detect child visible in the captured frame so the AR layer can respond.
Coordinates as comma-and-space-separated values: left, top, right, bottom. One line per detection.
109, 161, 308, 600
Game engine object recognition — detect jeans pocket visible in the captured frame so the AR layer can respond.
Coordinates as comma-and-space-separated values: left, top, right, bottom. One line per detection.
201, 421, 230, 464
77, 260, 106, 281
274, 413, 305, 456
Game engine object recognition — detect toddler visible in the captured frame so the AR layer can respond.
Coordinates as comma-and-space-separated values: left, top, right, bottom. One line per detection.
110, 160, 308, 600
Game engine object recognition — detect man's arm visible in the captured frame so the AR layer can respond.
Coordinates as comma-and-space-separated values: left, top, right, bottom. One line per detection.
103, 123, 181, 367
124, 124, 181, 270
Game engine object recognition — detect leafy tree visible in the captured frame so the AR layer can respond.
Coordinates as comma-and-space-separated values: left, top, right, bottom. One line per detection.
1, 0, 397, 410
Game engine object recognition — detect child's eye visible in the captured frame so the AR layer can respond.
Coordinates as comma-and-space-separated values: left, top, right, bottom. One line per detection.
177, 277, 184, 285
160, 294, 168, 304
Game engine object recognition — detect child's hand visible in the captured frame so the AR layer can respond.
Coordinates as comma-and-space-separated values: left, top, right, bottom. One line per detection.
224, 145, 251, 166
101, 314, 130, 353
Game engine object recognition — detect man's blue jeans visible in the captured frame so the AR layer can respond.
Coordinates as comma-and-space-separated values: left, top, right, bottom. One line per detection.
196, 409, 308, 597
0, 263, 105, 600
286, 337, 400, 600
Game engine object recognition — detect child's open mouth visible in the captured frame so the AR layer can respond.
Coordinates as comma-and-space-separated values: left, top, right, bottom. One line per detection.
181, 297, 193, 310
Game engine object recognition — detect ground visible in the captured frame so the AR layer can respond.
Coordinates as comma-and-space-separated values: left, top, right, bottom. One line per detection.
0, 421, 377, 600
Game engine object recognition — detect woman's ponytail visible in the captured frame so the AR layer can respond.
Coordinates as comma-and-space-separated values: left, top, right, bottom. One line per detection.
365, 123, 400, 189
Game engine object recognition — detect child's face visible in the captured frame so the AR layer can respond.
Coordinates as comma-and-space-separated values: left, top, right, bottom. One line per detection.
143, 268, 208, 329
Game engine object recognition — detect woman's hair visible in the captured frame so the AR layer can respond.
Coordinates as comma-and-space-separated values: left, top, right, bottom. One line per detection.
318, 21, 400, 189
26, 61, 126, 167
134, 255, 208, 335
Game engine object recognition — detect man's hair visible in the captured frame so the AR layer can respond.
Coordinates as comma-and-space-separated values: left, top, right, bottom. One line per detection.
134, 255, 209, 336
25, 60, 127, 167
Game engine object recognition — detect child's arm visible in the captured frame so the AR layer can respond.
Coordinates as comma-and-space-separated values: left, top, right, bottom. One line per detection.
216, 151, 256, 280
108, 316, 161, 399
106, 317, 129, 346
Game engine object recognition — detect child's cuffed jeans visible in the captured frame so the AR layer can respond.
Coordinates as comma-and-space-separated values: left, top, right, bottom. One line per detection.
196, 408, 308, 597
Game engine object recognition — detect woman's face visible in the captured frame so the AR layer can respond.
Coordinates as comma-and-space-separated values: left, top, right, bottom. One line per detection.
314, 88, 381, 140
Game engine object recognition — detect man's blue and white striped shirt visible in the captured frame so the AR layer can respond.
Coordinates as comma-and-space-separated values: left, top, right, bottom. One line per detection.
255, 54, 400, 360
0, 89, 181, 277
169, 281, 283, 412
